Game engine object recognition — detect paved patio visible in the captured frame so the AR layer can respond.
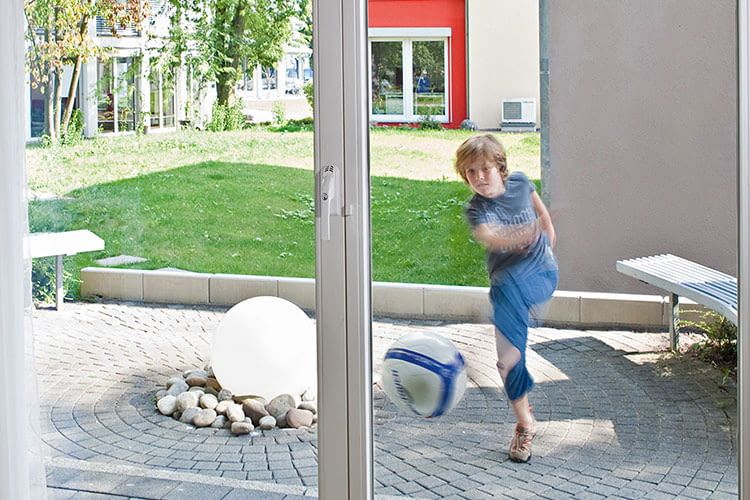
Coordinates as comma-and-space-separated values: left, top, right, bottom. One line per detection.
34, 301, 737, 499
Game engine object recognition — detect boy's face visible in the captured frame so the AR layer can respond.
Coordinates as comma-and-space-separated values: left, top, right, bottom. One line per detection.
465, 160, 504, 198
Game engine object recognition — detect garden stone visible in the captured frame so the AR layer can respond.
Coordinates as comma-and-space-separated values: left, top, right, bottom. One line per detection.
176, 392, 199, 412
186, 369, 209, 380
179, 407, 200, 424
218, 389, 233, 402
186, 374, 207, 387
157, 395, 177, 415
266, 394, 296, 419
203, 387, 219, 397
259, 415, 276, 430
226, 403, 245, 423
167, 380, 189, 396
215, 400, 232, 415
200, 394, 218, 410
242, 399, 269, 425
188, 387, 205, 396
298, 401, 317, 414
312, 414, 318, 424
155, 389, 167, 400
276, 411, 288, 428
206, 377, 222, 391
211, 415, 228, 428
301, 389, 315, 402
194, 409, 217, 427
286, 408, 314, 429
166, 376, 184, 389
460, 119, 478, 130
231, 422, 253, 435
172, 410, 182, 420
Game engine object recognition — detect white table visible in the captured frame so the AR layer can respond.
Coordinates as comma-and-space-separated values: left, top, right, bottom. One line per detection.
27, 230, 105, 309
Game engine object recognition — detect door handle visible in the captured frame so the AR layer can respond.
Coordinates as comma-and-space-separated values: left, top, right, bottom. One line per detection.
319, 164, 336, 241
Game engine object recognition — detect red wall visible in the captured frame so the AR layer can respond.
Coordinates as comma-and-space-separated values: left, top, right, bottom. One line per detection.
368, 0, 466, 128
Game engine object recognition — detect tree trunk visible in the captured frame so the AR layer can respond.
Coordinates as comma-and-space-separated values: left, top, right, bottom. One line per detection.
62, 56, 83, 134
216, 75, 232, 106
53, 67, 64, 139
44, 67, 57, 140
61, 15, 90, 133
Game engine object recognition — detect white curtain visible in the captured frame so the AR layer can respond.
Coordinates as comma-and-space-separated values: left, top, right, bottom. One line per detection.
1, 0, 48, 498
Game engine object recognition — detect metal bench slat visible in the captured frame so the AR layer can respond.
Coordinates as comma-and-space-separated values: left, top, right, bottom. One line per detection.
626, 256, 737, 305
616, 254, 737, 324
641, 258, 733, 285
633, 255, 732, 284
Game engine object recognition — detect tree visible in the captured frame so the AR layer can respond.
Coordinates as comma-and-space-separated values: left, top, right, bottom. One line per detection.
162, 0, 306, 107
24, 0, 146, 141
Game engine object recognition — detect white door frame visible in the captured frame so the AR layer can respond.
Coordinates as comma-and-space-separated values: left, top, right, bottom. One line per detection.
738, 1, 749, 497
313, 0, 373, 498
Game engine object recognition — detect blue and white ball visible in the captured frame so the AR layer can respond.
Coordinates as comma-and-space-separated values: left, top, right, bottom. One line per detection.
381, 332, 467, 418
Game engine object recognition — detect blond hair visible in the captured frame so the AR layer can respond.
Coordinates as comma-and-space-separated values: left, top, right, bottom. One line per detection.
454, 134, 508, 184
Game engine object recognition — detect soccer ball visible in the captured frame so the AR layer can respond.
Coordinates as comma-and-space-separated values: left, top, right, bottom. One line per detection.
380, 331, 467, 417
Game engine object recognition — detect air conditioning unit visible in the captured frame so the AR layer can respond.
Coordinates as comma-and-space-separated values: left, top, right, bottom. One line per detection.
501, 98, 536, 130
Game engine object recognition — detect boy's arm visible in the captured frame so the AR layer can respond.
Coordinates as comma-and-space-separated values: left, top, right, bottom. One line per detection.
531, 191, 556, 248
472, 222, 539, 253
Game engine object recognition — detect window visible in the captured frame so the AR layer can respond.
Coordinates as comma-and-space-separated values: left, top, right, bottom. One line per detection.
97, 57, 137, 133
369, 32, 448, 122
149, 67, 176, 129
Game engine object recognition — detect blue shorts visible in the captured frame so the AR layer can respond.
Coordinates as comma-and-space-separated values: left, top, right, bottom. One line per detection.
490, 267, 558, 401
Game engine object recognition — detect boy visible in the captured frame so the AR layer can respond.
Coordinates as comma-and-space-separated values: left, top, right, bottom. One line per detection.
455, 134, 558, 463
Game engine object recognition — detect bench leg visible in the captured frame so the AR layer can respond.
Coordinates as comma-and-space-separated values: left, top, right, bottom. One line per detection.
55, 255, 63, 311
669, 292, 679, 352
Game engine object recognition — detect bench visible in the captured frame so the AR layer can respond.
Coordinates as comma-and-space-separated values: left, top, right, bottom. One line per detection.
616, 254, 737, 351
27, 230, 105, 310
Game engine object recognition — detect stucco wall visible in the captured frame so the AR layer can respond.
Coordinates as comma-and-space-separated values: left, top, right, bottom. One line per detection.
467, 0, 539, 130
548, 0, 737, 293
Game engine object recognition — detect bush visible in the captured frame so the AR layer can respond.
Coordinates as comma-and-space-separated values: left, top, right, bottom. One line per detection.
31, 257, 76, 305
303, 81, 314, 111
272, 101, 286, 125
61, 109, 85, 146
417, 115, 443, 130
207, 101, 247, 131
269, 117, 313, 133
680, 310, 737, 383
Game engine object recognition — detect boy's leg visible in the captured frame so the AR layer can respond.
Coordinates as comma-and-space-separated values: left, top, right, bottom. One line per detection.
495, 328, 534, 428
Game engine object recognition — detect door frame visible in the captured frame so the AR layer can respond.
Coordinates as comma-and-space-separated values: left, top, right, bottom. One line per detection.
314, 0, 373, 498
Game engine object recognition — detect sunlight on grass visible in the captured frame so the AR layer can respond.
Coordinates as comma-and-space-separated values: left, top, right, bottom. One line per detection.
27, 127, 540, 194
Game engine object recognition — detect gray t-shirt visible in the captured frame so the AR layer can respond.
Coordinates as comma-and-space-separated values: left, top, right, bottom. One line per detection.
465, 171, 557, 283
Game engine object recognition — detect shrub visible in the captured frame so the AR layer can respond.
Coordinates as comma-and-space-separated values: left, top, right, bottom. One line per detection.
269, 117, 313, 133
417, 115, 443, 130
31, 257, 76, 305
303, 81, 314, 111
272, 101, 286, 125
61, 109, 85, 146
207, 100, 247, 131
680, 310, 737, 383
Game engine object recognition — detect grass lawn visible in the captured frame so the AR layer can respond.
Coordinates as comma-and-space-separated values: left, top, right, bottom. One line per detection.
27, 127, 541, 296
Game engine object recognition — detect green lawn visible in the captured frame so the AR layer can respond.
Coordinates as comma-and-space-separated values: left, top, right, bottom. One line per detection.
27, 127, 541, 296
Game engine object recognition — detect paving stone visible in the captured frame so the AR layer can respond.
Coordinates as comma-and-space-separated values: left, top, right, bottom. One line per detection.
33, 302, 738, 500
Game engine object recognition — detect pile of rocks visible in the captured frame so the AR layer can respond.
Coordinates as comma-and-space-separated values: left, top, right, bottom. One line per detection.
154, 367, 317, 435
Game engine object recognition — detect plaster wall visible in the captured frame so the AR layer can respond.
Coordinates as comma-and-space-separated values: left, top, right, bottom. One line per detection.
467, 0, 539, 129
548, 0, 737, 293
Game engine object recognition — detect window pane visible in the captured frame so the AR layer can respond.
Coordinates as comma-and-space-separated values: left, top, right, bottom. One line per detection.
162, 71, 175, 127
149, 69, 160, 128
115, 57, 136, 131
371, 41, 403, 115
412, 40, 445, 117
97, 60, 114, 132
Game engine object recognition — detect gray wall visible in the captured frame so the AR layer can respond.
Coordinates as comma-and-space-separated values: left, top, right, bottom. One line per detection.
548, 0, 738, 293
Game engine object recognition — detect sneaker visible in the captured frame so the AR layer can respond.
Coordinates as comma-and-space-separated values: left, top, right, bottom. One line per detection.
508, 424, 536, 463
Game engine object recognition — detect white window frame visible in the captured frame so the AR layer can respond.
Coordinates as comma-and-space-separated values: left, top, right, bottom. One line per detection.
368, 27, 450, 124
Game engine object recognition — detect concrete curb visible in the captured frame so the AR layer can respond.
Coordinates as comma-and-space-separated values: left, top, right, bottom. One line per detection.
80, 267, 702, 329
